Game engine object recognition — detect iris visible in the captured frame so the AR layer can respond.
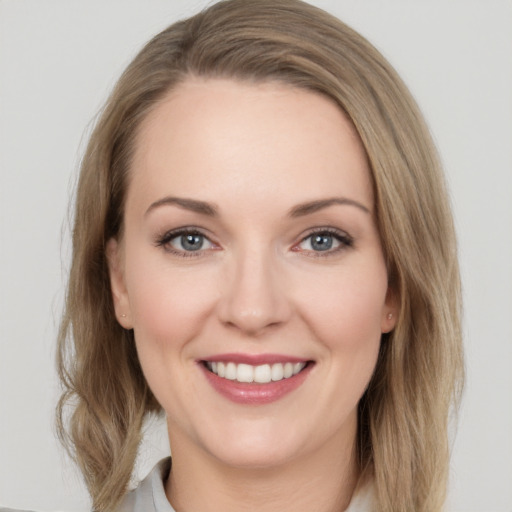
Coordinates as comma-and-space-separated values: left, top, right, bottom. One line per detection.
310, 233, 333, 251
180, 233, 204, 251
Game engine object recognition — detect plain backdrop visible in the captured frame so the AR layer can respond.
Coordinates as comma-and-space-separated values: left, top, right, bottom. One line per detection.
1, 1, 511, 511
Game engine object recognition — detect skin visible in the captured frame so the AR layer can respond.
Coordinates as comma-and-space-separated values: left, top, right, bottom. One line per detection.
108, 78, 397, 512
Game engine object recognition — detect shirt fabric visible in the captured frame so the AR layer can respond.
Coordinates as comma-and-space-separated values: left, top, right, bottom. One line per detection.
117, 457, 374, 512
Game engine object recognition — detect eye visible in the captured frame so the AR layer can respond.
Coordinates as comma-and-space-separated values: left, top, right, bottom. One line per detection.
304, 233, 338, 251
156, 228, 215, 256
171, 232, 211, 252
294, 229, 353, 255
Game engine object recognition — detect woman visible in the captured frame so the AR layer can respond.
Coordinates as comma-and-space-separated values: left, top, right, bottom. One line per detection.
56, 1, 464, 511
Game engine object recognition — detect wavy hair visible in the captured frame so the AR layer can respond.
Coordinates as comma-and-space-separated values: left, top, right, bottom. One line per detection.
56, 1, 464, 510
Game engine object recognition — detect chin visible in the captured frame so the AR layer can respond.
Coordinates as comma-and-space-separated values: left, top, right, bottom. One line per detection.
209, 440, 302, 470
195, 416, 329, 471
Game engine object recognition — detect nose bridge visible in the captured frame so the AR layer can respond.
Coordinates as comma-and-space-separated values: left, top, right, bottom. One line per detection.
218, 241, 290, 334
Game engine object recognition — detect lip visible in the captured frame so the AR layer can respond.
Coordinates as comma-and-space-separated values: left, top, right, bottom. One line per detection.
199, 354, 314, 405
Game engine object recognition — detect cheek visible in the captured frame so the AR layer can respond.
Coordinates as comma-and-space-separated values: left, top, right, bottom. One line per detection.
289, 259, 387, 434
124, 249, 217, 354
124, 252, 219, 410
297, 258, 388, 353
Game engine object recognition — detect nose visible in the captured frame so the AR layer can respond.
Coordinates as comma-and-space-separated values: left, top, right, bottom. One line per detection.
216, 247, 292, 336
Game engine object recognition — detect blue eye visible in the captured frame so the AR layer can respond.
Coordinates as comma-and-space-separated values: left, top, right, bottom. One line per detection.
297, 230, 352, 254
157, 229, 214, 255
172, 233, 208, 252
309, 233, 335, 251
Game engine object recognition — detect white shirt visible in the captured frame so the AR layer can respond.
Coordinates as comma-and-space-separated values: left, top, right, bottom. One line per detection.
118, 458, 374, 512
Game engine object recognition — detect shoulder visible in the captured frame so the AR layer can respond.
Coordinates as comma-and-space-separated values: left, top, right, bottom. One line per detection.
117, 457, 174, 512
345, 479, 375, 512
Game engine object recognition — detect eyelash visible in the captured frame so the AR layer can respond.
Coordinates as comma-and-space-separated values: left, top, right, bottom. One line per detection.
155, 227, 215, 258
293, 227, 354, 257
155, 227, 353, 258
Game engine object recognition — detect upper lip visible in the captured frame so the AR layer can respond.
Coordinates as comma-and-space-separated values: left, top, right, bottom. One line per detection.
199, 353, 311, 366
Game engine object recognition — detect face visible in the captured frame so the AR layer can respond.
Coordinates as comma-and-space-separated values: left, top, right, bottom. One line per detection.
108, 78, 396, 470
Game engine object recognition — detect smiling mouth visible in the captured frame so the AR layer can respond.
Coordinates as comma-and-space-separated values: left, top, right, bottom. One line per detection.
203, 361, 310, 384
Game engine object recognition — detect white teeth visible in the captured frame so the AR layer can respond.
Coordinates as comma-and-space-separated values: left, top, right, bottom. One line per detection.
271, 363, 284, 381
254, 364, 272, 383
237, 363, 254, 383
293, 362, 304, 374
206, 361, 307, 383
225, 362, 237, 380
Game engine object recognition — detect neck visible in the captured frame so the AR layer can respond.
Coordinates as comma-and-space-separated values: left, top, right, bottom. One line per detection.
165, 423, 358, 512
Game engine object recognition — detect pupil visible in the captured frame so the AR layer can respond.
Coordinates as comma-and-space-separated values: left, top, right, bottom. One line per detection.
311, 234, 332, 251
182, 234, 202, 251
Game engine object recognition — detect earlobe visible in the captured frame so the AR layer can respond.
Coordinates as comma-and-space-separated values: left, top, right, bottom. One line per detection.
106, 238, 133, 329
381, 287, 398, 333
381, 311, 397, 333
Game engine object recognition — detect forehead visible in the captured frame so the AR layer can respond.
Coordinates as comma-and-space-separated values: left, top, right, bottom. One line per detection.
128, 78, 373, 214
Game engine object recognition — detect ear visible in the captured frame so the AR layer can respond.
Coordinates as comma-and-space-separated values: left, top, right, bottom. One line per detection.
381, 286, 398, 333
106, 238, 133, 329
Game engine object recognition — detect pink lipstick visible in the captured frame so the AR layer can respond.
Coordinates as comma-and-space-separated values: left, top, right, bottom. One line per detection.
199, 353, 313, 405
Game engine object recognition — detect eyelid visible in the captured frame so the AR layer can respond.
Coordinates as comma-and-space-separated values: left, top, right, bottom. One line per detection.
292, 227, 354, 256
155, 226, 219, 257
154, 225, 353, 258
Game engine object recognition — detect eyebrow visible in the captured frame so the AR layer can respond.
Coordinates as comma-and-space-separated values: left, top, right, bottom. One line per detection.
145, 195, 370, 218
288, 197, 370, 217
145, 196, 218, 217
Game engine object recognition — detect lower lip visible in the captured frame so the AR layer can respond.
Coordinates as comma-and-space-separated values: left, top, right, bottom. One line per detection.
200, 363, 313, 405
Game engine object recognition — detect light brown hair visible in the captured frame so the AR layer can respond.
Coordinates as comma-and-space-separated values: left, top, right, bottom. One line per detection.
56, 1, 464, 510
